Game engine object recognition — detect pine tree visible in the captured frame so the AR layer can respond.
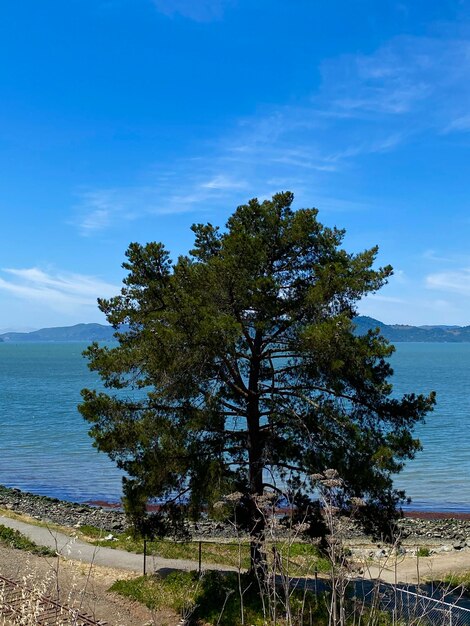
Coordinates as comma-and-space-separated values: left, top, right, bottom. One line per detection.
79, 192, 434, 571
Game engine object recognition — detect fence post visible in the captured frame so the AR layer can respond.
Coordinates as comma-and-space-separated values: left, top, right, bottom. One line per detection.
143, 539, 147, 576
198, 541, 202, 575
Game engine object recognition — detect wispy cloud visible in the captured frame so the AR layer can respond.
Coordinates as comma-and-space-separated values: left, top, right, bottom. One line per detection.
393, 269, 407, 284
74, 173, 250, 234
426, 269, 470, 296
0, 267, 119, 313
200, 174, 248, 190
152, 0, 234, 22
444, 114, 470, 134
318, 34, 470, 131
76, 190, 126, 235
73, 29, 470, 236
422, 249, 470, 264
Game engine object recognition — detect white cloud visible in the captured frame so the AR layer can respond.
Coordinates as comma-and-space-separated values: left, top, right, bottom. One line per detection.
0, 267, 119, 314
74, 170, 253, 235
72, 29, 470, 237
313, 32, 470, 159
389, 269, 407, 284
320, 36, 450, 120
200, 175, 247, 190
444, 114, 470, 133
426, 269, 470, 296
75, 186, 184, 235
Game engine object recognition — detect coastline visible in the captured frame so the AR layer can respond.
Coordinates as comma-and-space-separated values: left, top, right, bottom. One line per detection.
3, 485, 470, 550
404, 510, 470, 521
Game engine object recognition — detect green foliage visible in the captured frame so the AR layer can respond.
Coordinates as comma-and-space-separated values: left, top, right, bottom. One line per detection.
416, 546, 431, 557
286, 542, 330, 573
0, 524, 55, 556
78, 524, 105, 538
86, 530, 328, 575
80, 192, 435, 550
110, 570, 330, 625
111, 570, 396, 625
437, 572, 470, 590
110, 571, 200, 613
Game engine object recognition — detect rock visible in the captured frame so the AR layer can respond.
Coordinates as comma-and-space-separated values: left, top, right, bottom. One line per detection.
3, 482, 470, 546
440, 545, 453, 552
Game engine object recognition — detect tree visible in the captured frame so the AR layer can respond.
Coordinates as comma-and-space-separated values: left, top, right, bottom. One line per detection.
79, 192, 434, 571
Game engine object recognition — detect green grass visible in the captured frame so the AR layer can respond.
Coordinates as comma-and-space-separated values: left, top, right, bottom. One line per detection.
82, 526, 329, 576
416, 547, 431, 557
110, 570, 396, 626
0, 524, 55, 557
433, 572, 470, 590
78, 524, 107, 539
111, 571, 201, 613
286, 542, 330, 573
110, 570, 330, 625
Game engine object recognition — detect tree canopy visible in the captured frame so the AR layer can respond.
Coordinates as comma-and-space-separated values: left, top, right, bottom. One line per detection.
79, 192, 434, 554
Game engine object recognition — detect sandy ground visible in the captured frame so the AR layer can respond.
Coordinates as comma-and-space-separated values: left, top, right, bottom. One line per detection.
0, 544, 177, 626
362, 549, 470, 585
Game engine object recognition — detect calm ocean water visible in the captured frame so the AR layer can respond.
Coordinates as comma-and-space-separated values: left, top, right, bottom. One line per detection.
0, 342, 124, 503
0, 341, 468, 510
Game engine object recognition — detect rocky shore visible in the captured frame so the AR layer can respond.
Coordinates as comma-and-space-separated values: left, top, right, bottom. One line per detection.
0, 486, 126, 532
2, 485, 470, 550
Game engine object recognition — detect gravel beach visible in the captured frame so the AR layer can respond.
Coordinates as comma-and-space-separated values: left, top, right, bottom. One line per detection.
3, 484, 470, 549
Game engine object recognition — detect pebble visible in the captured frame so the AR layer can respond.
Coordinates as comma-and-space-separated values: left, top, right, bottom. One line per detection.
0, 485, 126, 533
1, 484, 470, 549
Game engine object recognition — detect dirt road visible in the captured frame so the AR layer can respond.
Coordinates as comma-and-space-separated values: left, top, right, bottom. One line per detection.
360, 549, 470, 584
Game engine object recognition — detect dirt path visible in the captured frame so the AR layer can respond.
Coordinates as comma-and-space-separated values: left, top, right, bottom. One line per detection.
0, 514, 235, 575
362, 550, 470, 584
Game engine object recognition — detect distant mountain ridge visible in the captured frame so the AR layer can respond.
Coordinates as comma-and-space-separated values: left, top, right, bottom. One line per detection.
0, 323, 116, 343
1, 318, 470, 343
354, 316, 470, 342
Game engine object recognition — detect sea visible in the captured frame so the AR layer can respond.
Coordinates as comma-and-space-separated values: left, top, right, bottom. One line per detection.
0, 341, 468, 511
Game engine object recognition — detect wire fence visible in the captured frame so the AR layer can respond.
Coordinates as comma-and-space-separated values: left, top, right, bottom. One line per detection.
143, 537, 324, 576
369, 583, 470, 626
143, 538, 470, 625
392, 587, 470, 626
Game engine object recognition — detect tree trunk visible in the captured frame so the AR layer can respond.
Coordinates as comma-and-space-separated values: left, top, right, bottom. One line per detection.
247, 330, 266, 577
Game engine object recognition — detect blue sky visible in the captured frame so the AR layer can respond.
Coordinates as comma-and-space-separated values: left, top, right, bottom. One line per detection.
2, 0, 470, 329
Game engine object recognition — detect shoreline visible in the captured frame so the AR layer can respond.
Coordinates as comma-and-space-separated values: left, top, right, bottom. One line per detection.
5, 483, 470, 519
83, 500, 470, 522
404, 510, 470, 521
2, 485, 470, 549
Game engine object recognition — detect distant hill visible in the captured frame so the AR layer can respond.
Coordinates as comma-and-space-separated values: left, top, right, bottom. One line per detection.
1, 318, 470, 344
0, 323, 117, 343
354, 316, 470, 342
